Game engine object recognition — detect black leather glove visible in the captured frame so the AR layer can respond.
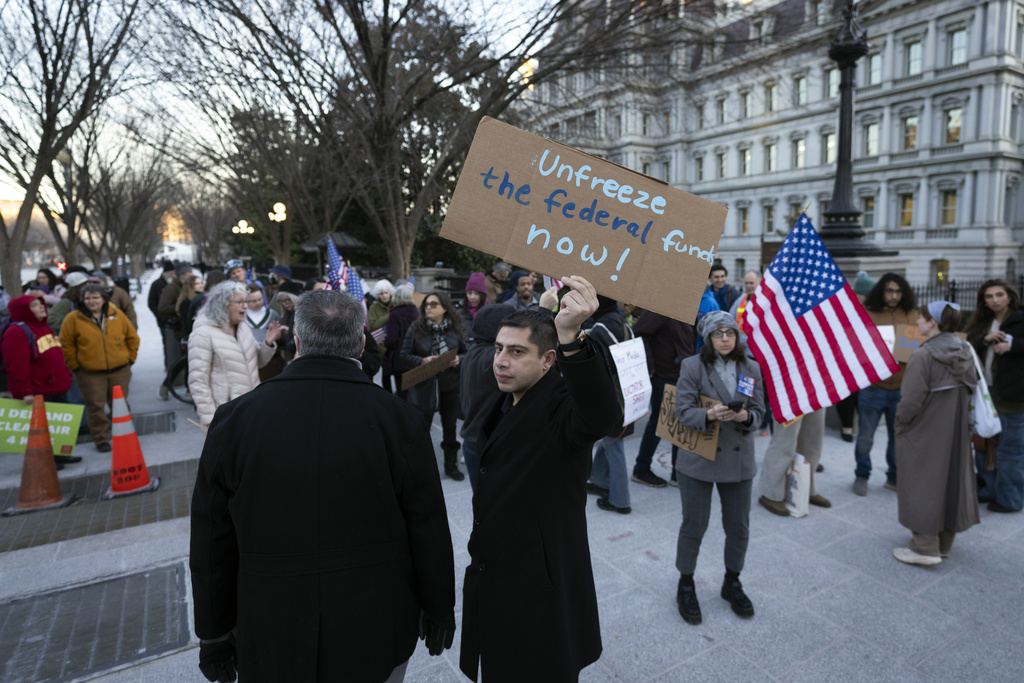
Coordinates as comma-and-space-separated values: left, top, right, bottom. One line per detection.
198, 634, 237, 682
419, 611, 455, 656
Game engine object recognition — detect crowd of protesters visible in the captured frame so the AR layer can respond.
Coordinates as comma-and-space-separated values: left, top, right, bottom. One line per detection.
3, 256, 1022, 683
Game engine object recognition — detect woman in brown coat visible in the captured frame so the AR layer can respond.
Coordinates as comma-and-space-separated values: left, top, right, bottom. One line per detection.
893, 301, 979, 566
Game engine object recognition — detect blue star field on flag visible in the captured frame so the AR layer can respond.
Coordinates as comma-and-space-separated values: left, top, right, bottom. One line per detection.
769, 214, 843, 317
325, 238, 343, 291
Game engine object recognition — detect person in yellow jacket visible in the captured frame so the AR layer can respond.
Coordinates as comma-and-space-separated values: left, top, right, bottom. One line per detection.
59, 284, 140, 452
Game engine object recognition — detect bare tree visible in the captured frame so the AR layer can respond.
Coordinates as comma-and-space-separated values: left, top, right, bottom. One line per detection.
0, 0, 149, 294
158, 0, 689, 278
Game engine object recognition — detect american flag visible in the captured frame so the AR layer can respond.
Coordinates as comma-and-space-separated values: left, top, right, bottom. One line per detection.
324, 239, 344, 291
743, 213, 899, 422
542, 275, 564, 292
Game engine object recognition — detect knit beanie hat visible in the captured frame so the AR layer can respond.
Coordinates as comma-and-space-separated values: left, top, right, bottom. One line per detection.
853, 271, 876, 296
698, 310, 740, 342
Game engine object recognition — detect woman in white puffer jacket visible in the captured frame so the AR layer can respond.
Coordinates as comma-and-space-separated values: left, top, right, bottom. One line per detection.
188, 281, 284, 429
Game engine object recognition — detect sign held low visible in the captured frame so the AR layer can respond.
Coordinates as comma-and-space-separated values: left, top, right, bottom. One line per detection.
440, 117, 727, 323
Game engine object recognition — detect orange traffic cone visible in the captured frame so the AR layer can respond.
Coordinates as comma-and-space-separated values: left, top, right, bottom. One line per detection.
2, 395, 75, 516
102, 385, 159, 499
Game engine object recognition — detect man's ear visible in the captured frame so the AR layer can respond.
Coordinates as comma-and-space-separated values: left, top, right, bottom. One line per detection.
293, 333, 301, 357
360, 334, 366, 357
541, 348, 557, 372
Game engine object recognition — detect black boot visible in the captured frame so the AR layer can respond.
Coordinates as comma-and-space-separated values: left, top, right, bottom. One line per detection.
721, 570, 754, 618
443, 450, 465, 482
677, 575, 701, 625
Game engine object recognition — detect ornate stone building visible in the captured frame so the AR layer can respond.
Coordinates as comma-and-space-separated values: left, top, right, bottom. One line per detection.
520, 0, 1024, 284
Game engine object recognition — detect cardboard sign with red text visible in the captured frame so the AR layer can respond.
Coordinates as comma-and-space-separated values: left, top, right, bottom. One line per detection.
655, 386, 720, 462
440, 117, 728, 323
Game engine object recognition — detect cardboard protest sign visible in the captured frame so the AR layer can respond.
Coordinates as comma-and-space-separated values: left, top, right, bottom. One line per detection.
0, 399, 84, 455
440, 117, 728, 323
606, 337, 651, 426
401, 348, 459, 391
655, 385, 720, 462
892, 325, 966, 363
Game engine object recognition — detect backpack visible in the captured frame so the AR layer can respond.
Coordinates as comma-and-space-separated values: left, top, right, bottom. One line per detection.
586, 320, 638, 440
0, 320, 37, 394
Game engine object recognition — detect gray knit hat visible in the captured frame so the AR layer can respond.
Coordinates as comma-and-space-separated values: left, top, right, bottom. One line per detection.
698, 310, 740, 341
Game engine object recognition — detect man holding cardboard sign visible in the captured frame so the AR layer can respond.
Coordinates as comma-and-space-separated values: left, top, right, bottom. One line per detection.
459, 276, 622, 682
853, 274, 917, 497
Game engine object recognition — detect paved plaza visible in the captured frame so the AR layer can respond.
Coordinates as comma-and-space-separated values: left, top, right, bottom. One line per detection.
1, 271, 1022, 682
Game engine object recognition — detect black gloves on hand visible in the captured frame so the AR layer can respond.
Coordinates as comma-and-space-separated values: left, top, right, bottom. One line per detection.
199, 634, 237, 682
419, 611, 456, 656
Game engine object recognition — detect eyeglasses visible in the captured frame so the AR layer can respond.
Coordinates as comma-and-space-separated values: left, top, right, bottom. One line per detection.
710, 329, 737, 339
884, 288, 901, 295
424, 301, 441, 308
229, 299, 247, 306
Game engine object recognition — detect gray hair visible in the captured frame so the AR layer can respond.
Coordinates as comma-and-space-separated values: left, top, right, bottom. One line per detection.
205, 281, 248, 328
391, 283, 415, 306
371, 279, 395, 299
294, 290, 365, 358
494, 262, 512, 276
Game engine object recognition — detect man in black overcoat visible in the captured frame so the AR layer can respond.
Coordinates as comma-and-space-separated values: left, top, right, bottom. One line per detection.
190, 290, 456, 683
459, 276, 623, 682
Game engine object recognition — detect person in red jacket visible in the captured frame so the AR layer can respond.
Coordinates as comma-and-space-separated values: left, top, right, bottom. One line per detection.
1, 294, 78, 466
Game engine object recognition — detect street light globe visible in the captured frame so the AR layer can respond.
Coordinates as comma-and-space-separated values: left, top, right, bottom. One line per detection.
274, 212, 286, 222
238, 219, 248, 229
268, 212, 275, 221
232, 226, 240, 234
273, 202, 286, 214
246, 226, 255, 234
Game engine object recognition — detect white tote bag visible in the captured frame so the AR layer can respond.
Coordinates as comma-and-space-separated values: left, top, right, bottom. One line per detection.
967, 346, 1001, 439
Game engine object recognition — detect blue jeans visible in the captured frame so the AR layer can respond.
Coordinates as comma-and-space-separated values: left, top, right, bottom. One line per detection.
592, 438, 630, 508
854, 386, 900, 482
634, 375, 678, 474
993, 410, 1024, 511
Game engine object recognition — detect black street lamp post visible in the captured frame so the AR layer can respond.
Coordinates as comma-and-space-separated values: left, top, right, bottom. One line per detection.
820, 1, 896, 259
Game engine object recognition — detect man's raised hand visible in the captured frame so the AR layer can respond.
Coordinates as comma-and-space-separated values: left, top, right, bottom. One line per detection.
554, 276, 598, 343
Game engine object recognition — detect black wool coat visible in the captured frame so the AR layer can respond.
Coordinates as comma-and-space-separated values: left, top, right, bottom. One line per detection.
190, 356, 455, 683
459, 347, 623, 682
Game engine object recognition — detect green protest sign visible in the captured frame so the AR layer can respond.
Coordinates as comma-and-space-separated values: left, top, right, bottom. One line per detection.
0, 399, 84, 456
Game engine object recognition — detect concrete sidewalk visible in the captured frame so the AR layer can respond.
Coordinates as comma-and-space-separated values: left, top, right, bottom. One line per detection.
2, 270, 1022, 682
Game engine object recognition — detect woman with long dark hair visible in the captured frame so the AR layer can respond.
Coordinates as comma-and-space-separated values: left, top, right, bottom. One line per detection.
399, 292, 467, 481
965, 279, 1024, 512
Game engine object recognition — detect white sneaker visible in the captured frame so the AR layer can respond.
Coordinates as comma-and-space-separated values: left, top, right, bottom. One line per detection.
892, 547, 941, 566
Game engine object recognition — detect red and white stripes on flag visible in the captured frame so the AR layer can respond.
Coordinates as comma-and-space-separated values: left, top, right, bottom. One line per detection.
742, 214, 899, 422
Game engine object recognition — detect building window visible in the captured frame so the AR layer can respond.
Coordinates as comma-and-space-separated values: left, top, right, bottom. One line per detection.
663, 112, 671, 135
823, 132, 836, 164
819, 200, 831, 225
754, 20, 767, 47
793, 138, 806, 167
764, 205, 775, 233
662, 162, 671, 182
642, 162, 651, 176
862, 197, 875, 228
642, 114, 651, 136
739, 207, 749, 234
766, 83, 778, 112
941, 190, 957, 225
765, 143, 777, 172
789, 202, 802, 223
864, 123, 879, 156
547, 123, 560, 139
945, 108, 962, 144
740, 92, 752, 119
795, 76, 807, 105
931, 259, 950, 284
898, 193, 914, 227
948, 29, 967, 65
611, 115, 622, 138
695, 157, 704, 182
905, 41, 922, 75
867, 54, 882, 84
826, 68, 839, 98
741, 148, 751, 175
811, 1, 826, 26
902, 115, 918, 149
717, 152, 726, 179
696, 104, 704, 130
717, 98, 726, 124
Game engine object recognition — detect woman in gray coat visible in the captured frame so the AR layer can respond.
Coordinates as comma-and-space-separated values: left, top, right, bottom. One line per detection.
673, 311, 764, 626
893, 301, 979, 566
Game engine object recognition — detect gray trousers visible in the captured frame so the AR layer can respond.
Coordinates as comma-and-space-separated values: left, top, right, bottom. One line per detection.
910, 530, 956, 558
759, 409, 825, 501
675, 474, 753, 575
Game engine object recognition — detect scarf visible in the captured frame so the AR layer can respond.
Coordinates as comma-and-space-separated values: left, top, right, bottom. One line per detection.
427, 318, 451, 356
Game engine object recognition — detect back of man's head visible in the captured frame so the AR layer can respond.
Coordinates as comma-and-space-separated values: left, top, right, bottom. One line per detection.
493, 262, 512, 278
498, 310, 557, 354
294, 290, 364, 359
